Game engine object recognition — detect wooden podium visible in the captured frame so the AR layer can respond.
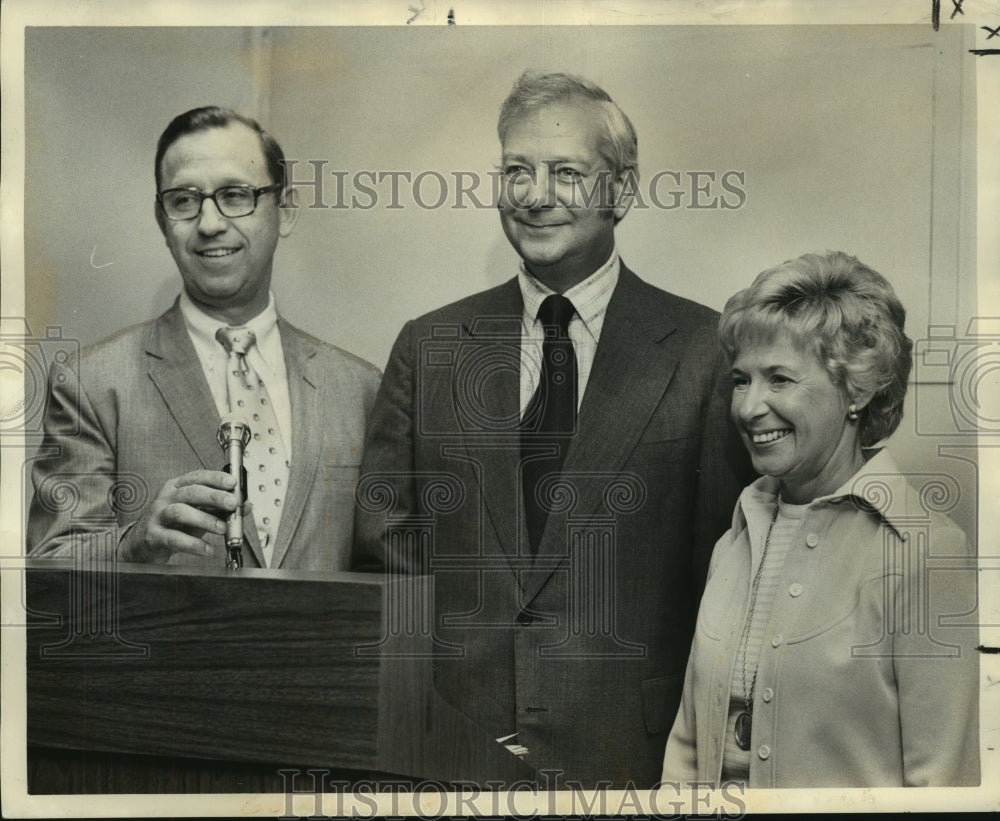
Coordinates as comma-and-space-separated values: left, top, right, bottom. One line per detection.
25, 558, 534, 793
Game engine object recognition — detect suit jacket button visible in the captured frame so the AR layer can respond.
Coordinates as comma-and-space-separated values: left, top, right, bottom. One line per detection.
762, 687, 774, 702
758, 745, 771, 760
788, 583, 803, 597
805, 533, 820, 548
516, 612, 534, 626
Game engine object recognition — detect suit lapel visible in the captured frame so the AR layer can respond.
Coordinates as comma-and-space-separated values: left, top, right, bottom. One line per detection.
145, 302, 224, 471
457, 280, 527, 567
145, 300, 265, 568
269, 322, 322, 569
527, 267, 680, 597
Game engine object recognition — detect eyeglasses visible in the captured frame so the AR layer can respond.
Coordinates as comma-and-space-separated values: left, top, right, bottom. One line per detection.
156, 184, 283, 221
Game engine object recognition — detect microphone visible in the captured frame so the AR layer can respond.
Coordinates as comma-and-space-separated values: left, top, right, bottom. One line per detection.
217, 413, 251, 569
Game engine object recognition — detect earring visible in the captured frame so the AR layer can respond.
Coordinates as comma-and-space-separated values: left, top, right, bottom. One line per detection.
847, 403, 859, 421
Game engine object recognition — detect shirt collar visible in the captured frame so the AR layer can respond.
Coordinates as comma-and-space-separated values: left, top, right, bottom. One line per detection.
518, 249, 620, 339
178, 290, 280, 364
736, 448, 911, 539
819, 448, 912, 538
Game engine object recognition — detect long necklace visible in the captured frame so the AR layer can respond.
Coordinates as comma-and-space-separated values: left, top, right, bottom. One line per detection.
734, 499, 780, 752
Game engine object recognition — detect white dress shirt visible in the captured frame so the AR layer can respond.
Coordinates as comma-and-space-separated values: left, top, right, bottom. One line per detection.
179, 290, 292, 447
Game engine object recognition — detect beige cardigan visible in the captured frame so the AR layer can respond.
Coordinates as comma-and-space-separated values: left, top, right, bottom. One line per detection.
661, 449, 980, 787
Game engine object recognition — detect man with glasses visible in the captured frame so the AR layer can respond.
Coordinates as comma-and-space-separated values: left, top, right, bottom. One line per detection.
28, 106, 380, 570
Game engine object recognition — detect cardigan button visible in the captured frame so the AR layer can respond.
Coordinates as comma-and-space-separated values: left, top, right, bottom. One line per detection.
805, 533, 820, 548
758, 745, 771, 760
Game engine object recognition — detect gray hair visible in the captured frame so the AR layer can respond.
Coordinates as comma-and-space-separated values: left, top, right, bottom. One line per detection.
497, 70, 638, 183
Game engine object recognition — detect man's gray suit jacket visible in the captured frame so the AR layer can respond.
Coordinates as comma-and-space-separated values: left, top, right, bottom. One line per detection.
353, 265, 752, 788
28, 299, 380, 571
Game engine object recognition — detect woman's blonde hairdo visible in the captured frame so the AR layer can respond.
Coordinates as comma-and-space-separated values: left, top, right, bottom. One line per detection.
719, 251, 913, 447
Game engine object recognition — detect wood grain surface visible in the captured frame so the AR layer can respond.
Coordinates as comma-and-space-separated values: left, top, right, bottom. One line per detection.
25, 560, 532, 793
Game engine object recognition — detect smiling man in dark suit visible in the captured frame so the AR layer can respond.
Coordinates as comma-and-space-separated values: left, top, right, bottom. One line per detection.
29, 106, 380, 570
353, 72, 750, 787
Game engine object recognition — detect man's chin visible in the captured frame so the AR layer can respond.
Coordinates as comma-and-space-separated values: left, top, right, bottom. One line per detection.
515, 242, 566, 271
185, 279, 240, 301
183, 283, 252, 317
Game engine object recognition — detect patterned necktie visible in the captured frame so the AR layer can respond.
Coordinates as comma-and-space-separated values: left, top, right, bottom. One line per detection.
521, 294, 578, 554
215, 326, 289, 567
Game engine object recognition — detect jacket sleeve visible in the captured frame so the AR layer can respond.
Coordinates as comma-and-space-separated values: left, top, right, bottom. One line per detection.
661, 524, 738, 786
27, 356, 128, 559
894, 521, 980, 786
351, 320, 421, 574
660, 623, 702, 784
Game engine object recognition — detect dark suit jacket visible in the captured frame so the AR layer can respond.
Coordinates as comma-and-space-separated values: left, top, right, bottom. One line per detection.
353, 266, 752, 787
28, 299, 380, 571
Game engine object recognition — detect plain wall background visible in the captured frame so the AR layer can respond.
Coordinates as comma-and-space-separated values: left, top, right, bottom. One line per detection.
22, 25, 980, 537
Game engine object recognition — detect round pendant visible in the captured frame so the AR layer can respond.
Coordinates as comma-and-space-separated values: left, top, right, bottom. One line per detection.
734, 711, 752, 751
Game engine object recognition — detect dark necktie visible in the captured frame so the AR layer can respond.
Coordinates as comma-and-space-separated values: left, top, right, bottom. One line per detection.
521, 294, 578, 553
